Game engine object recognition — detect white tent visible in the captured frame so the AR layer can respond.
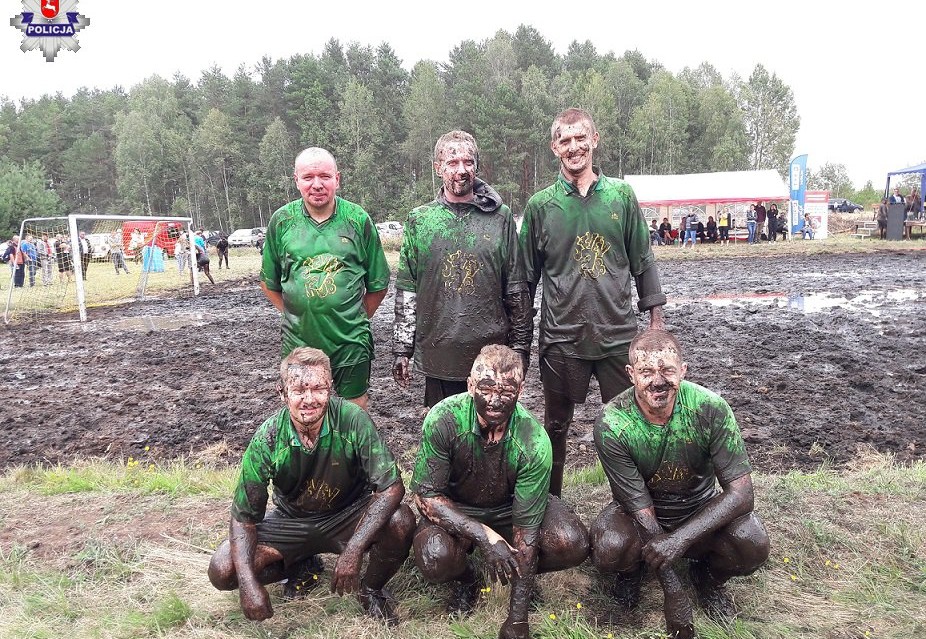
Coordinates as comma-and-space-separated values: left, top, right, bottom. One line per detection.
624, 170, 788, 207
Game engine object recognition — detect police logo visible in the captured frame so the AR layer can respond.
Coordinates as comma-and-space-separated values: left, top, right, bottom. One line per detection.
10, 0, 90, 62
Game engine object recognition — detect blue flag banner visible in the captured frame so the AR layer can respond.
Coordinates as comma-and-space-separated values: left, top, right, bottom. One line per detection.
789, 155, 808, 234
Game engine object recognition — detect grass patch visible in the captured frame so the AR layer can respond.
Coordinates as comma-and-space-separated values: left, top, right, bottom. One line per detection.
1, 452, 925, 638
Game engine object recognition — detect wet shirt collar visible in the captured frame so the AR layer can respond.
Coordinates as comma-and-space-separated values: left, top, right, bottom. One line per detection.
557, 166, 605, 196
301, 197, 340, 227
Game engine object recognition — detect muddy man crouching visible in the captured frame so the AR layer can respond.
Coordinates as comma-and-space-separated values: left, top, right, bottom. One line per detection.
591, 330, 770, 638
208, 347, 415, 625
411, 344, 589, 638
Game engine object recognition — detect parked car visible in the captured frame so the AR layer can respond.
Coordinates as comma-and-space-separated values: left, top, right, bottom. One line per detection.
227, 228, 264, 247
375, 221, 403, 241
828, 199, 863, 213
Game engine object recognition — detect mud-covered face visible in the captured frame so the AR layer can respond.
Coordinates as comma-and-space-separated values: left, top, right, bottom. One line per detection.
435, 141, 477, 200
295, 154, 340, 211
282, 365, 332, 432
627, 347, 687, 417
468, 365, 523, 430
551, 120, 599, 178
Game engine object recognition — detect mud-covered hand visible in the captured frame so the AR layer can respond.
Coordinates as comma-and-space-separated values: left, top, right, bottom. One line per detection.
392, 356, 410, 388
239, 580, 273, 621
331, 547, 363, 595
499, 616, 530, 639
642, 531, 687, 571
480, 537, 520, 586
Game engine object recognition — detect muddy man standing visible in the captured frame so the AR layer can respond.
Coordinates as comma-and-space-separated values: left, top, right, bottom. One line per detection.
260, 147, 390, 411
591, 330, 770, 638
520, 107, 667, 496
393, 130, 531, 407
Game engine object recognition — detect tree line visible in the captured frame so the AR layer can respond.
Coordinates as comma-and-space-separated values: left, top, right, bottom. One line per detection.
0, 25, 803, 237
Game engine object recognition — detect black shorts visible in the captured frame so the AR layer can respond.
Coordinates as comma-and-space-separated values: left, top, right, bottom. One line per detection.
424, 377, 468, 408
540, 346, 631, 404
255, 494, 370, 569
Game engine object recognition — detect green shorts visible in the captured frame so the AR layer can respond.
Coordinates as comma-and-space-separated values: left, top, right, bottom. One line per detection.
333, 360, 371, 399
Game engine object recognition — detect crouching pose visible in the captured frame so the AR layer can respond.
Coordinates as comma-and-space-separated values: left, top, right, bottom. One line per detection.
411, 345, 589, 639
592, 330, 769, 638
208, 347, 415, 625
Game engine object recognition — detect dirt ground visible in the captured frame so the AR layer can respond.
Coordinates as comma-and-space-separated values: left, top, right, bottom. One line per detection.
2, 249, 924, 475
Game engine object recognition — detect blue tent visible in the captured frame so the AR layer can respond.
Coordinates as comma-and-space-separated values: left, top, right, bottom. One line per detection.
885, 162, 926, 201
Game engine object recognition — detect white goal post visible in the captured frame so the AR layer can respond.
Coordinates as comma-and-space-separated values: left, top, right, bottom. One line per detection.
4, 214, 200, 323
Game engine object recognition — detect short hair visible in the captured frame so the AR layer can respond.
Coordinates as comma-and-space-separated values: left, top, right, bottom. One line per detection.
550, 107, 597, 142
294, 147, 338, 172
628, 329, 684, 364
279, 347, 332, 389
470, 344, 523, 382
433, 130, 479, 169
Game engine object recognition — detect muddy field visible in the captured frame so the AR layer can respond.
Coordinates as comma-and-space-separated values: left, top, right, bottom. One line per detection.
1, 250, 924, 474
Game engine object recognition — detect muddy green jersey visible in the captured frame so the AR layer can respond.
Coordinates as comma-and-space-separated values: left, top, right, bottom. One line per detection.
520, 171, 656, 358
594, 381, 752, 530
411, 393, 552, 530
396, 185, 526, 380
231, 397, 400, 523
261, 197, 390, 366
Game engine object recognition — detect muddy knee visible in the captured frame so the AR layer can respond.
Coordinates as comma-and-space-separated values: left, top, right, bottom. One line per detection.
590, 504, 642, 573
539, 498, 590, 571
709, 512, 771, 577
208, 541, 238, 590
380, 504, 416, 555
413, 524, 468, 584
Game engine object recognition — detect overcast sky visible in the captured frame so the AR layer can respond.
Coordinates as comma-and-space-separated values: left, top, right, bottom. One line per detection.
2, 0, 923, 188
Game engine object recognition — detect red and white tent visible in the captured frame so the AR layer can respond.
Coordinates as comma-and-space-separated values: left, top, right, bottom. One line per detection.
624, 170, 788, 207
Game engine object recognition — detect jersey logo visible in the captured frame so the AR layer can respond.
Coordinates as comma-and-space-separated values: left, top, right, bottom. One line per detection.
442, 249, 480, 295
573, 232, 611, 279
611, 213, 619, 220
302, 253, 343, 298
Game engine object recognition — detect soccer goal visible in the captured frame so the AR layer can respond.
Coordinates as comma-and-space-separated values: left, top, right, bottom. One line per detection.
3, 214, 200, 323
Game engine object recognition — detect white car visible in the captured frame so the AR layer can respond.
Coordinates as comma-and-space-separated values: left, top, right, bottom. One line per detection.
227, 228, 263, 247
375, 221, 403, 241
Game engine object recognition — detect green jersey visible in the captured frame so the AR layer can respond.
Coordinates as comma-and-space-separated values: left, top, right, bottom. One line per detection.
261, 197, 390, 366
396, 181, 526, 380
231, 397, 400, 524
520, 171, 658, 358
594, 381, 752, 530
411, 393, 552, 530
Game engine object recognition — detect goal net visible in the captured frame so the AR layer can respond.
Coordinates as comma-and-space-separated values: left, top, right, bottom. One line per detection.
3, 214, 200, 323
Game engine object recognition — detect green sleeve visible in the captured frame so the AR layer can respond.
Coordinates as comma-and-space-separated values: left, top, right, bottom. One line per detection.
260, 211, 284, 292
519, 199, 542, 288
511, 424, 552, 529
361, 215, 390, 293
502, 205, 527, 294
349, 406, 401, 492
594, 412, 653, 514
395, 213, 417, 292
411, 411, 452, 497
230, 418, 278, 524
707, 398, 752, 485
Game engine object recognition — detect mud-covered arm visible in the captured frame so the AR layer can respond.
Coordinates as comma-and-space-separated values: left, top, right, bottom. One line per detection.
643, 474, 754, 572
634, 264, 667, 314
393, 289, 416, 357
414, 493, 519, 584
229, 518, 273, 620
504, 287, 532, 360
499, 525, 540, 639
332, 481, 405, 595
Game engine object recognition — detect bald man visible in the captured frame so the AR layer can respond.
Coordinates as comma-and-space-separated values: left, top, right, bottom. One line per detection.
260, 147, 390, 411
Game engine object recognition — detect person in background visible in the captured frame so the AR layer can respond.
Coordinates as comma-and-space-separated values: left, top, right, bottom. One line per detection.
216, 235, 230, 269
129, 228, 144, 263
35, 234, 54, 285
876, 198, 889, 240
175, 234, 190, 274
20, 234, 38, 287
802, 213, 816, 240
3, 235, 26, 288
704, 216, 718, 243
907, 187, 922, 220
110, 233, 130, 275
754, 201, 767, 241
195, 242, 215, 284
55, 234, 73, 284
717, 210, 730, 245
658, 217, 673, 245
767, 204, 780, 242
649, 219, 664, 246
746, 205, 757, 244
77, 231, 91, 280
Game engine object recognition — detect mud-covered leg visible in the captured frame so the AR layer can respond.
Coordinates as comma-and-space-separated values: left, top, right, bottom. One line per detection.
543, 392, 575, 497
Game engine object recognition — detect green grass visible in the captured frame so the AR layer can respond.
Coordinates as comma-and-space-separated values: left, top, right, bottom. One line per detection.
1, 453, 924, 638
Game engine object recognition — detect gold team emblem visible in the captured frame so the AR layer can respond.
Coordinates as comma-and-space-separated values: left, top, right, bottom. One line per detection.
573, 232, 611, 279
302, 253, 343, 298
442, 250, 480, 295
